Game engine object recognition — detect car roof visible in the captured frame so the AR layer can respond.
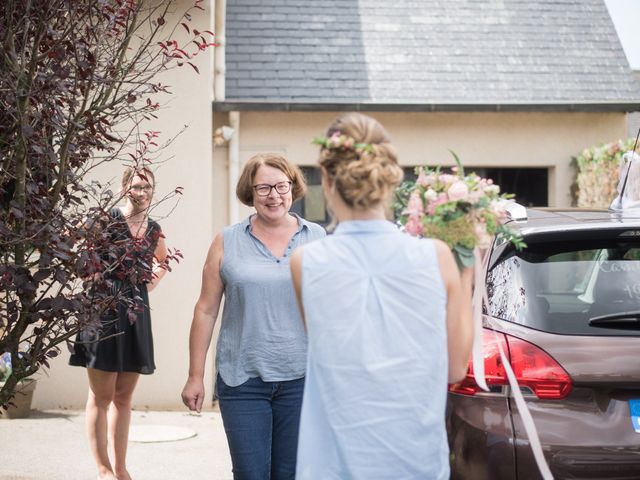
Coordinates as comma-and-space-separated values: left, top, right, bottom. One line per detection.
506, 208, 640, 237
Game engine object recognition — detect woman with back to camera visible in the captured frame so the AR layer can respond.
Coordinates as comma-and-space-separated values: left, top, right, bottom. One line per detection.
70, 166, 168, 480
290, 113, 474, 479
181, 153, 325, 480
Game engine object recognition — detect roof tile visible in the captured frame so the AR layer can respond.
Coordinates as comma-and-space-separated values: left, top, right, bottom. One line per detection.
224, 0, 640, 104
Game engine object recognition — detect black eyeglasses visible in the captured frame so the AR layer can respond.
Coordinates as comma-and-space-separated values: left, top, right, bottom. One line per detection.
253, 181, 292, 197
130, 185, 153, 193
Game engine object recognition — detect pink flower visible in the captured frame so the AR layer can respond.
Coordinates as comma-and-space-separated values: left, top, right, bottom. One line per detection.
427, 193, 449, 215
416, 170, 432, 187
447, 180, 469, 201
475, 222, 492, 249
404, 215, 423, 236
404, 191, 424, 216
468, 189, 483, 203
329, 132, 342, 147
490, 199, 509, 219
439, 174, 456, 186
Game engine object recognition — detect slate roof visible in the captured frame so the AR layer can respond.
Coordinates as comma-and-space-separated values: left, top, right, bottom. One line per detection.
221, 0, 640, 111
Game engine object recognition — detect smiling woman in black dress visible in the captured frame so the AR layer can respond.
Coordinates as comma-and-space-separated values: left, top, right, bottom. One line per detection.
70, 167, 168, 480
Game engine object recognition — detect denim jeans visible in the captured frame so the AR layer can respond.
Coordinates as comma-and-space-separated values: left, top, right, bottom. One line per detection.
216, 374, 305, 480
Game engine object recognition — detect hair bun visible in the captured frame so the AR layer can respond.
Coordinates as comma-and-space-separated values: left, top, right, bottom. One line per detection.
317, 113, 405, 209
333, 143, 403, 209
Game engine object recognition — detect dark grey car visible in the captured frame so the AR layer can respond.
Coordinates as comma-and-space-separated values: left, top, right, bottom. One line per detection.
447, 208, 640, 480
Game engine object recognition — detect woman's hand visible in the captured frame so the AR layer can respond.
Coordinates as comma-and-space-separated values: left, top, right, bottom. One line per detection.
435, 240, 474, 384
182, 233, 225, 412
181, 376, 206, 413
148, 234, 168, 292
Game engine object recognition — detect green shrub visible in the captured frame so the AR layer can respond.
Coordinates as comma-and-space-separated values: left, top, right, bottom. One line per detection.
573, 138, 637, 208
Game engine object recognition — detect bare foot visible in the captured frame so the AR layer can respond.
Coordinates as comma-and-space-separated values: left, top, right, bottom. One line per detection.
115, 469, 132, 480
97, 470, 117, 480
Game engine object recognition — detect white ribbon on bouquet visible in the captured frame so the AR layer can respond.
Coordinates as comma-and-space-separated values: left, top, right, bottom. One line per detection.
471, 247, 554, 480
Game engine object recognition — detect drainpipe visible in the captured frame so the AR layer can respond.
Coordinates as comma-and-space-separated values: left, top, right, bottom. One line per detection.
228, 111, 240, 224
212, 1, 237, 224
213, 0, 226, 101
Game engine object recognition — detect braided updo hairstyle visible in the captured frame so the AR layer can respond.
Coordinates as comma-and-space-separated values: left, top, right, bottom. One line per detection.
318, 113, 403, 210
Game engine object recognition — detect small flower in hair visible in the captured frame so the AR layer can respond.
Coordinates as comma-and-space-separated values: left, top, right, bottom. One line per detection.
312, 131, 374, 154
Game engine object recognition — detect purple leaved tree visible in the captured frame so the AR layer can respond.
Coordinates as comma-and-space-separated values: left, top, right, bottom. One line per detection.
0, 0, 214, 408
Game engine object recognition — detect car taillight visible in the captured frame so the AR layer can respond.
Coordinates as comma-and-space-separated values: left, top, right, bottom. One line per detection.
449, 329, 573, 400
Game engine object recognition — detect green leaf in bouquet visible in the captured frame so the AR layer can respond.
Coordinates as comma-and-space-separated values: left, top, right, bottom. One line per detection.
393, 180, 415, 218
453, 244, 475, 270
423, 216, 476, 250
449, 150, 464, 177
476, 196, 490, 208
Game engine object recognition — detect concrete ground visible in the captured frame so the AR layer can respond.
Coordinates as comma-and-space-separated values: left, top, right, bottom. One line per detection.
0, 409, 233, 480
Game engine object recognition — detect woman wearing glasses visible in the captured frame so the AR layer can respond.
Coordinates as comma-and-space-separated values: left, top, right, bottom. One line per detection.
70, 167, 168, 480
182, 153, 325, 480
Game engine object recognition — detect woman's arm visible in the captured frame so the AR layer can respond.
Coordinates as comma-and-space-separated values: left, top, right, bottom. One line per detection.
434, 240, 474, 384
181, 233, 225, 413
147, 233, 168, 292
290, 248, 305, 328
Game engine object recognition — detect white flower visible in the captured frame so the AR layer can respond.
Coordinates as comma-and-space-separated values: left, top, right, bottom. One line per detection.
425, 188, 438, 201
484, 184, 500, 195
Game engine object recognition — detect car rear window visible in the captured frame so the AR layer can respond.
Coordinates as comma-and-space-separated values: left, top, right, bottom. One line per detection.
486, 236, 640, 336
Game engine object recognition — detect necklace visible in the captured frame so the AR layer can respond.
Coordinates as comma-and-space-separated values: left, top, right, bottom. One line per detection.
123, 214, 148, 238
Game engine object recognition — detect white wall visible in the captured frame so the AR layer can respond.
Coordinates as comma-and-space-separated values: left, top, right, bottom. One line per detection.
215, 111, 628, 209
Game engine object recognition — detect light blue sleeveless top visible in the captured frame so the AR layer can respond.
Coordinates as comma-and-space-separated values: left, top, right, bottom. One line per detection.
217, 213, 325, 387
297, 220, 450, 480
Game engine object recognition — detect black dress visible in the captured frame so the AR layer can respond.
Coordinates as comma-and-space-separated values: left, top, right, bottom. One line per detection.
69, 208, 162, 374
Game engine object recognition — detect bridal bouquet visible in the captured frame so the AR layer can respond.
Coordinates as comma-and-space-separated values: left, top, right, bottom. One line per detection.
395, 155, 525, 268
395, 156, 550, 478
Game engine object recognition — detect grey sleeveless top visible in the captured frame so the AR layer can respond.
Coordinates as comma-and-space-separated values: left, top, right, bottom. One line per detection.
216, 213, 325, 386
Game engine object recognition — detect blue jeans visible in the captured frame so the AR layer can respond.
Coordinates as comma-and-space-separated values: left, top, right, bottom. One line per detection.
216, 374, 305, 480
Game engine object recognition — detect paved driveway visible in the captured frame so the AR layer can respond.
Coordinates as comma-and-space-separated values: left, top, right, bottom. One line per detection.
1, 409, 233, 480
